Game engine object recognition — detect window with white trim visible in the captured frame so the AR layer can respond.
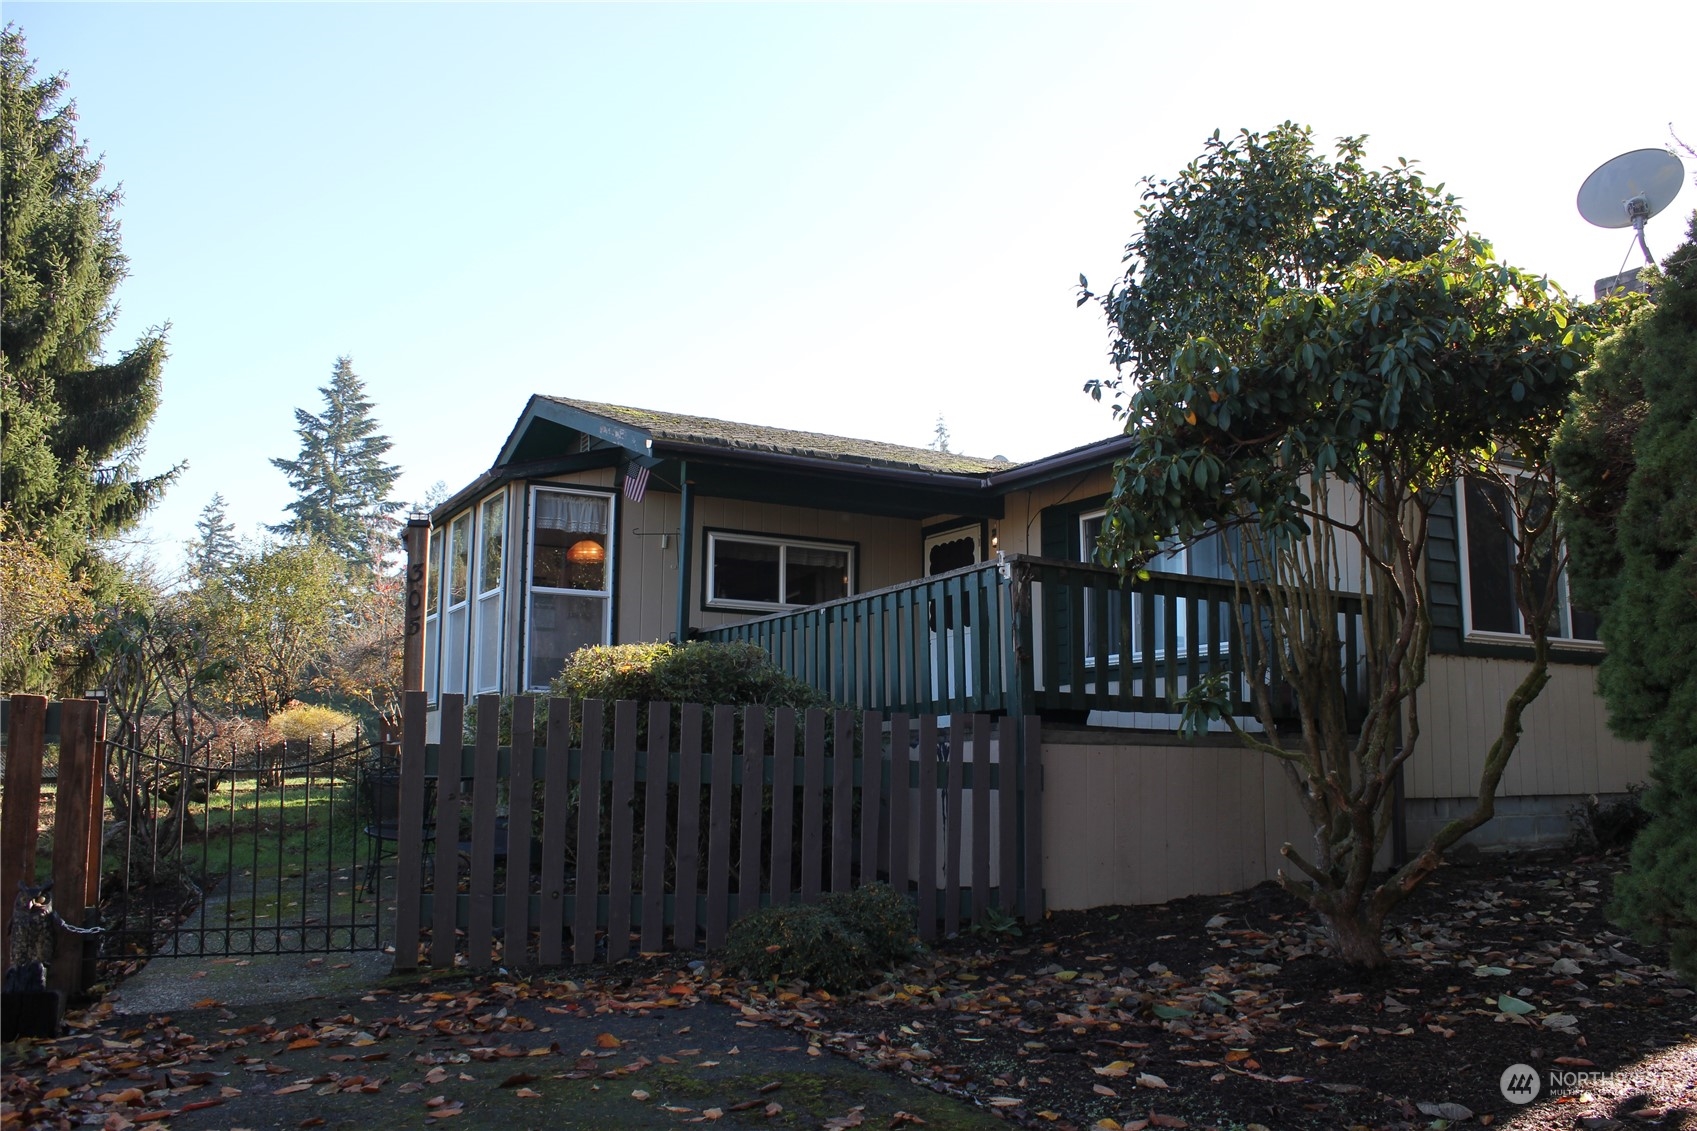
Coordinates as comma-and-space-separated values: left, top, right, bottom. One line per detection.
424, 527, 442, 704
526, 487, 613, 690
706, 533, 852, 612
473, 492, 505, 694
1458, 477, 1599, 642
441, 510, 473, 698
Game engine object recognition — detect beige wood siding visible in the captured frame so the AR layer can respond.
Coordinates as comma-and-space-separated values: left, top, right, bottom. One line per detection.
616, 488, 681, 643
1041, 736, 1324, 909
1405, 654, 1649, 799
995, 469, 1117, 557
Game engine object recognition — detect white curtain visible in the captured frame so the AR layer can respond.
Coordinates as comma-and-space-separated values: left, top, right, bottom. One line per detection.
535, 492, 607, 535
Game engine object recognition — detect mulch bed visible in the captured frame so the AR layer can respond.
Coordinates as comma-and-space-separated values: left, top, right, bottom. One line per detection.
723, 850, 1695, 1130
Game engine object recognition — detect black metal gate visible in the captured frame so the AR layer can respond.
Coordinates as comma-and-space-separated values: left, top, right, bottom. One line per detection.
99, 729, 392, 961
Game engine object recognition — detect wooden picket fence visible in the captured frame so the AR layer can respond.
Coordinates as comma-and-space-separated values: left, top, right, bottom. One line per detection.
391, 692, 1044, 970
1, 696, 107, 995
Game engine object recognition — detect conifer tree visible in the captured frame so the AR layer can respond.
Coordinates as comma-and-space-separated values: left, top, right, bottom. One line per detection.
0, 27, 181, 572
1556, 214, 1697, 981
269, 357, 401, 563
188, 493, 238, 578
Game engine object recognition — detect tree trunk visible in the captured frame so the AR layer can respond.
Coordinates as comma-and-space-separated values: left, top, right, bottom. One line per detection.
1318, 905, 1390, 969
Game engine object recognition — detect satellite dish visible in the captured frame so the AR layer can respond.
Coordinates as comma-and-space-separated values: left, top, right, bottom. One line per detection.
1577, 148, 1685, 265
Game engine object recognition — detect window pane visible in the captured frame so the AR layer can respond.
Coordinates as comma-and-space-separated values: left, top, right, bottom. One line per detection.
478, 495, 504, 595
448, 513, 472, 606
713, 540, 780, 603
443, 605, 469, 697
427, 530, 442, 615
533, 492, 609, 592
423, 614, 440, 702
1465, 479, 1517, 634
475, 593, 501, 692
1080, 515, 1104, 564
785, 546, 849, 605
1570, 602, 1602, 641
528, 592, 606, 687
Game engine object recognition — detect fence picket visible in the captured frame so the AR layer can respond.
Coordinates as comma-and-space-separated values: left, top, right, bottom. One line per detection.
705, 705, 735, 948
467, 695, 501, 967
997, 715, 1017, 914
606, 700, 639, 962
1, 696, 47, 972
506, 697, 536, 968
769, 708, 796, 907
831, 710, 854, 893
886, 714, 910, 909
393, 692, 428, 970
739, 707, 765, 921
970, 714, 991, 926
916, 716, 938, 941
800, 709, 825, 903
429, 695, 466, 970
858, 709, 883, 888
48, 700, 97, 994
641, 702, 670, 954
539, 699, 571, 966
573, 699, 605, 964
944, 717, 965, 938
674, 705, 703, 952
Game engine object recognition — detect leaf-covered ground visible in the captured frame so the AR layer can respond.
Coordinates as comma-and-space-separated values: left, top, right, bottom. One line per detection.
726, 851, 1695, 1130
3, 851, 1692, 1130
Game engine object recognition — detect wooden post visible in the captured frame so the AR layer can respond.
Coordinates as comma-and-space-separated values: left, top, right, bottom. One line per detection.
1, 696, 48, 972
401, 517, 430, 696
49, 700, 99, 996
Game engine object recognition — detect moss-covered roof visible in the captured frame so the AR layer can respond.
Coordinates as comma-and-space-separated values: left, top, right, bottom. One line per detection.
543, 397, 1014, 476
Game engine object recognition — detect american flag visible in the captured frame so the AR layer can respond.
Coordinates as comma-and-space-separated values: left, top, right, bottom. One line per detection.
624, 462, 651, 503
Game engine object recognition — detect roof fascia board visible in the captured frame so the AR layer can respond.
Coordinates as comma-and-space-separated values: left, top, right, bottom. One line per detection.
496, 396, 655, 466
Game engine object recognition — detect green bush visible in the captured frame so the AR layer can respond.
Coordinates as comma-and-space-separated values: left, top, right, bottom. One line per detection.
721, 883, 917, 991
551, 641, 831, 714
269, 703, 357, 746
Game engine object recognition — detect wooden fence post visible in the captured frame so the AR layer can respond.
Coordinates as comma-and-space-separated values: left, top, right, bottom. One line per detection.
1, 695, 48, 972
49, 699, 98, 996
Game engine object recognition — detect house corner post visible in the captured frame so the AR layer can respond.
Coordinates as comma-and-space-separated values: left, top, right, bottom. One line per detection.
402, 516, 430, 696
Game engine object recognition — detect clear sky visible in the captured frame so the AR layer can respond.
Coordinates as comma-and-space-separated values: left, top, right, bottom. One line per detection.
8, 2, 1693, 573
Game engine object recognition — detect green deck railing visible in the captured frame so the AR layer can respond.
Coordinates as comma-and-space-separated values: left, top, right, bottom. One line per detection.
702, 554, 1370, 726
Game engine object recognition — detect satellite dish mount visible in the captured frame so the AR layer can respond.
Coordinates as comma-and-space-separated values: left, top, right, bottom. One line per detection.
1577, 148, 1686, 266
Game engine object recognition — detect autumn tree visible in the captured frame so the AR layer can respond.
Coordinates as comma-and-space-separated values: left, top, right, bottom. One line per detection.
202, 539, 346, 719
0, 27, 180, 580
1081, 125, 1596, 967
1555, 214, 1697, 980
270, 357, 401, 564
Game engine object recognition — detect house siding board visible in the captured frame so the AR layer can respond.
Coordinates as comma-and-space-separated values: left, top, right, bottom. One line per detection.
1404, 655, 1648, 800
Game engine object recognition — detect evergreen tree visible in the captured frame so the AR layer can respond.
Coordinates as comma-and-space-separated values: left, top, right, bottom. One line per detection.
188, 492, 238, 578
0, 27, 181, 569
1555, 214, 1697, 981
269, 357, 401, 562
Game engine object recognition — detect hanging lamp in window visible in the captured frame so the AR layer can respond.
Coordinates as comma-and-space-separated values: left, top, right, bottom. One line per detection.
567, 539, 606, 565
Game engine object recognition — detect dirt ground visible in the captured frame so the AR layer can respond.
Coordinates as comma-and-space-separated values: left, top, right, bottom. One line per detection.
3, 849, 1692, 1131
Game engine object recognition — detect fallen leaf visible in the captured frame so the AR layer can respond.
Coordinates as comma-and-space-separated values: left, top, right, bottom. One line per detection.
1137, 1072, 1170, 1090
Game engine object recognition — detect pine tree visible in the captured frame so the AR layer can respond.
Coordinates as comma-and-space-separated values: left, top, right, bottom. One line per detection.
188, 493, 238, 578
269, 357, 401, 562
0, 28, 181, 570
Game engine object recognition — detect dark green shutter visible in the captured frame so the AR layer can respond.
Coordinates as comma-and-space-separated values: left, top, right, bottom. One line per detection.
1427, 487, 1463, 654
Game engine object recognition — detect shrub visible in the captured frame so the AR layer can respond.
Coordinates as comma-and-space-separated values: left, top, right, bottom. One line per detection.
268, 703, 357, 747
551, 641, 831, 714
721, 883, 917, 991
1569, 784, 1651, 852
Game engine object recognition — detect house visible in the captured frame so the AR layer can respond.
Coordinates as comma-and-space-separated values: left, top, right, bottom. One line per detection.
420, 396, 1647, 907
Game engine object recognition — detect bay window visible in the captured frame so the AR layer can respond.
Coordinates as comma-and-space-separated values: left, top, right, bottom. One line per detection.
473, 492, 505, 693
